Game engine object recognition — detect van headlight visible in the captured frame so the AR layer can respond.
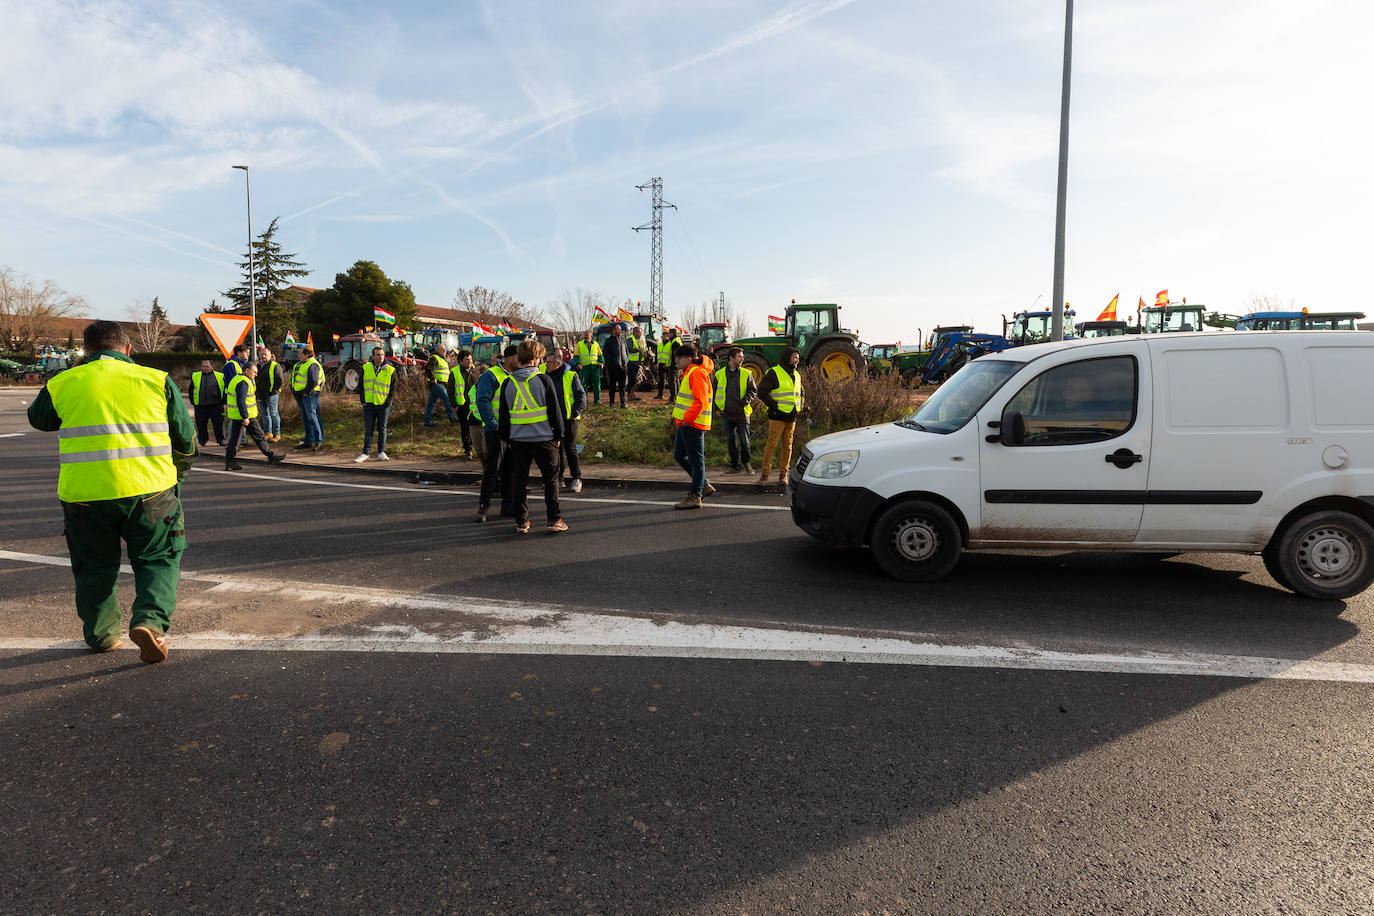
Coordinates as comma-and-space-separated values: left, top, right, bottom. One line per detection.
806, 450, 859, 480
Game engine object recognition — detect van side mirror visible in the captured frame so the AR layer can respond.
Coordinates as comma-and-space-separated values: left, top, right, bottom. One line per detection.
999, 410, 1025, 446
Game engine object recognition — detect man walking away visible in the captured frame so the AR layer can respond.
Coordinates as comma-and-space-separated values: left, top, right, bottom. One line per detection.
498, 339, 568, 534
456, 349, 478, 460
27, 320, 197, 663
189, 358, 225, 446
574, 329, 603, 406
604, 323, 629, 409
226, 363, 286, 471
474, 344, 520, 522
715, 347, 757, 474
257, 347, 283, 442
757, 346, 804, 486
655, 328, 678, 399
544, 347, 586, 493
424, 345, 460, 426
671, 343, 715, 510
291, 346, 324, 451
356, 346, 395, 462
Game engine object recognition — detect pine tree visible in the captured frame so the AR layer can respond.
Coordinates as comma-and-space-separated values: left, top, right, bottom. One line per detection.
221, 217, 310, 346
149, 296, 168, 326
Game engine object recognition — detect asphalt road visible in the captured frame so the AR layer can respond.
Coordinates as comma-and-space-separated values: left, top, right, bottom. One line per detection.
2, 387, 1372, 913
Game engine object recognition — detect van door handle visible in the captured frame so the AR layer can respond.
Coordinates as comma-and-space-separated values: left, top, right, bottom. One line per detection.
1105, 448, 1143, 469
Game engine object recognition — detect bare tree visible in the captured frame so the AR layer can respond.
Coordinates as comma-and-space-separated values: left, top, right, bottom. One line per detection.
453, 285, 546, 328
0, 267, 87, 351
1245, 293, 1296, 311
125, 297, 172, 352
547, 288, 611, 336
678, 302, 707, 333
678, 297, 751, 337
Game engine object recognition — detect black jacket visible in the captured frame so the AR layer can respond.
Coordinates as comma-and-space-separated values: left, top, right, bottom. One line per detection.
758, 365, 801, 422
256, 361, 283, 398
603, 334, 628, 369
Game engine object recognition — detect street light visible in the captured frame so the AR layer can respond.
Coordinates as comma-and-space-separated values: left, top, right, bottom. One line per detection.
231, 164, 256, 364
1050, 0, 1073, 342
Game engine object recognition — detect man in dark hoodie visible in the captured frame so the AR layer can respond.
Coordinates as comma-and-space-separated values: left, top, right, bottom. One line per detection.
498, 340, 567, 534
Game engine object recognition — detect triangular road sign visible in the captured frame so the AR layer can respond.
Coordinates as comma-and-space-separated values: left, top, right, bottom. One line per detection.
200, 313, 253, 359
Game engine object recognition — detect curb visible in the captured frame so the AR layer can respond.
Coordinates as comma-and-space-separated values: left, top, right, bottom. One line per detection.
199, 448, 784, 495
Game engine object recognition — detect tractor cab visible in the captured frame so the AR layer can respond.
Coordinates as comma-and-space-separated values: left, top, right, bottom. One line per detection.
1004, 310, 1076, 346
1234, 310, 1365, 331
417, 327, 463, 354
925, 325, 972, 348
1140, 303, 1206, 333
1075, 320, 1130, 338
694, 322, 731, 357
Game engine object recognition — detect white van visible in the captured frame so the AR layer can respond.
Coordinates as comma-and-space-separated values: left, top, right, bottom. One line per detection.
788, 332, 1374, 599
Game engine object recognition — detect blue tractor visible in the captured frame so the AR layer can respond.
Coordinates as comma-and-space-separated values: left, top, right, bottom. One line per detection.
913, 332, 1015, 385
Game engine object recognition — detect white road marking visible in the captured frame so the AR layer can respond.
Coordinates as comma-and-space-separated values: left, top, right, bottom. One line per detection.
0, 432, 24, 438
2, 548, 1372, 684
190, 466, 789, 511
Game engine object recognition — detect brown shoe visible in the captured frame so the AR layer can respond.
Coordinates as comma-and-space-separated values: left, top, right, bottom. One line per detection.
674, 494, 702, 510
90, 635, 122, 653
756, 472, 769, 488
128, 626, 169, 664
703, 484, 717, 497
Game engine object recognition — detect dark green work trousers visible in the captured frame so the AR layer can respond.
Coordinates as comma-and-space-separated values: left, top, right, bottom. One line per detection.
61, 487, 185, 650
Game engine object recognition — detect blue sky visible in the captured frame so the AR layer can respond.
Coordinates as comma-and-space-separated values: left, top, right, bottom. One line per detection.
2, 0, 1370, 342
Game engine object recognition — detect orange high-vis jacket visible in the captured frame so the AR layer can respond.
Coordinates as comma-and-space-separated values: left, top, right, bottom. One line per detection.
676, 364, 712, 430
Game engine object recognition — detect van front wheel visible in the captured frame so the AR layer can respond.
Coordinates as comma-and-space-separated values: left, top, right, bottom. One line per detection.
870, 500, 962, 582
1274, 510, 1374, 600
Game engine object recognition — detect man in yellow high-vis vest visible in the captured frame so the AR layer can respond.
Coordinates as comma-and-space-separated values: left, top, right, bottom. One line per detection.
27, 320, 198, 663
225, 362, 286, 471
756, 347, 804, 487
356, 346, 396, 462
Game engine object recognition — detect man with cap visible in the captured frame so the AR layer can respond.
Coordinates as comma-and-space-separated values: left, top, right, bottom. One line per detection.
27, 320, 198, 663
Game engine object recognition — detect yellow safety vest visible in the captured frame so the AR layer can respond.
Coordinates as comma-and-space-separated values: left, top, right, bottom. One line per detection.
672, 365, 712, 429
575, 340, 602, 367
46, 357, 176, 502
190, 370, 224, 406
507, 374, 546, 425
429, 355, 451, 384
551, 368, 576, 419
362, 361, 395, 406
292, 357, 320, 393
477, 365, 509, 420
769, 365, 802, 415
656, 339, 674, 365
226, 374, 258, 421
713, 367, 752, 419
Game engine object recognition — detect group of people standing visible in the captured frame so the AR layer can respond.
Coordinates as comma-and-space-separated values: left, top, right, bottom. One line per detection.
188, 342, 327, 469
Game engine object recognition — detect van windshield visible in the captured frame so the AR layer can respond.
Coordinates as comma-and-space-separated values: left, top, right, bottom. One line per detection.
899, 359, 1020, 434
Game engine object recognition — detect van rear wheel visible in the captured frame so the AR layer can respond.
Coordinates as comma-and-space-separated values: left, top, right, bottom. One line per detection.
1274, 510, 1374, 600
870, 500, 962, 582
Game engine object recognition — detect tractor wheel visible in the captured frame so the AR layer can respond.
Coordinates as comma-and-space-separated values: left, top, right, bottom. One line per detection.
341, 361, 364, 393
741, 354, 769, 386
809, 340, 863, 383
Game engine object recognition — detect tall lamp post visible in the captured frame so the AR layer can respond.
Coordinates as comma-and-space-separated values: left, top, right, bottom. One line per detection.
231, 164, 256, 363
1050, 0, 1073, 342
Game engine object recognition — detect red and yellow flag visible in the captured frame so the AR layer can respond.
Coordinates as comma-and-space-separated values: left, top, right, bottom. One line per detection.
306, 331, 315, 351
1154, 289, 1169, 306
1096, 294, 1119, 322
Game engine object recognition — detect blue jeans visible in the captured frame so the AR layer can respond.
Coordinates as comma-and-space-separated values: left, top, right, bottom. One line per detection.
424, 384, 458, 424
298, 394, 322, 445
723, 416, 751, 469
262, 393, 280, 436
362, 403, 389, 453
673, 424, 707, 496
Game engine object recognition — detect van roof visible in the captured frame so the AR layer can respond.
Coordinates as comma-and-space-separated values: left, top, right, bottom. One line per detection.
990, 329, 1374, 364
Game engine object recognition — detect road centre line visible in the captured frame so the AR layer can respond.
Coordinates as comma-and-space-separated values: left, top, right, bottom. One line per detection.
2, 548, 1373, 684
0, 433, 24, 438
189, 467, 790, 511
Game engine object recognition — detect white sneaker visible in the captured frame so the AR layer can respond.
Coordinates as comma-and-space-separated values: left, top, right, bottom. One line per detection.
569, 479, 582, 493
354, 453, 369, 463
377, 452, 389, 461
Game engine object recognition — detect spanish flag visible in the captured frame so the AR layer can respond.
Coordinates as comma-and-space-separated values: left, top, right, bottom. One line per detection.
1155, 289, 1169, 306
306, 331, 315, 351
1096, 294, 1119, 322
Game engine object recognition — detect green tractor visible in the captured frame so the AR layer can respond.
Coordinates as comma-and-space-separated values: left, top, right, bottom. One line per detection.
733, 303, 865, 385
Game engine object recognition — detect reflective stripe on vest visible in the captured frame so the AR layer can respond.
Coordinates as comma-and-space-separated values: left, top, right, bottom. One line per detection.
362, 361, 395, 405
576, 341, 601, 366
477, 366, 509, 419
713, 368, 752, 418
226, 374, 258, 421
430, 356, 451, 384
507, 375, 546, 425
769, 365, 802, 414
672, 365, 712, 428
46, 357, 176, 502
292, 358, 319, 393
656, 339, 673, 364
